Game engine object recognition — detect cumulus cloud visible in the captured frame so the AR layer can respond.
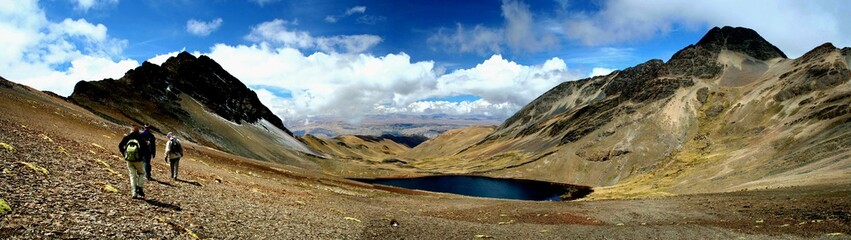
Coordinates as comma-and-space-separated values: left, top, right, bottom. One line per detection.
72, 0, 118, 12
501, 0, 558, 52
187, 18, 223, 36
204, 41, 582, 124
378, 99, 517, 117
0, 0, 137, 96
246, 19, 381, 53
434, 55, 574, 105
562, 0, 851, 57
428, 0, 558, 55
325, 6, 367, 23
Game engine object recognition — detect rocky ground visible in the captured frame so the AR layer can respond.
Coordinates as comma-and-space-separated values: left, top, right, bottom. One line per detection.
2, 119, 850, 239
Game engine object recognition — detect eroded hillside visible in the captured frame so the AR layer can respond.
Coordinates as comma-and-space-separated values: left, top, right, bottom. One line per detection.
364, 27, 851, 197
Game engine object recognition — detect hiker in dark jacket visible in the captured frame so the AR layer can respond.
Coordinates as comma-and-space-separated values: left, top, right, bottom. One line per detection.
118, 125, 150, 199
140, 125, 156, 180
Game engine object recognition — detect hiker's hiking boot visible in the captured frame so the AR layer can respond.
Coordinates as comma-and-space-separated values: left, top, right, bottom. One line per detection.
132, 187, 140, 199
138, 187, 145, 198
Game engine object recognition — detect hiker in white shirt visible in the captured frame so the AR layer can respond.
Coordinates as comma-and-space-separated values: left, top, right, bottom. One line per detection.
164, 132, 184, 180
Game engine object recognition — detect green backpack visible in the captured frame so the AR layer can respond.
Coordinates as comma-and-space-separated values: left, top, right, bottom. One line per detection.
124, 139, 142, 162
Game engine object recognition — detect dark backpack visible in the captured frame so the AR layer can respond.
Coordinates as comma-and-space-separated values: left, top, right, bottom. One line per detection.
124, 139, 142, 162
169, 138, 183, 159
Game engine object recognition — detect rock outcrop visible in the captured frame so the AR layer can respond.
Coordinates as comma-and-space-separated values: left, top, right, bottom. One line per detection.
667, 26, 787, 78
68, 52, 317, 167
71, 52, 290, 135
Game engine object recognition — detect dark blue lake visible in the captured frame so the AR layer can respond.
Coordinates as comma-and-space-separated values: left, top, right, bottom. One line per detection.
352, 175, 592, 201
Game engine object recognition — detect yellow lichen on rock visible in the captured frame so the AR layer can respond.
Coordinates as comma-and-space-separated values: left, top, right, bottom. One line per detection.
156, 216, 200, 239
0, 198, 11, 214
39, 134, 53, 143
96, 159, 111, 168
58, 146, 69, 156
19, 161, 49, 175
95, 159, 122, 178
103, 184, 119, 193
0, 142, 13, 151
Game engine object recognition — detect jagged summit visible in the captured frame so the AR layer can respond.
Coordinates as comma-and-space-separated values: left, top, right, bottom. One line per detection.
67, 52, 320, 167
160, 51, 288, 134
693, 26, 787, 60
72, 51, 288, 135
667, 26, 785, 78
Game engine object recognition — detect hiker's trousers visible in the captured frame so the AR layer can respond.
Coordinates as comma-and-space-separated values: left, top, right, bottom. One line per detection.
143, 155, 152, 179
169, 158, 180, 179
126, 161, 145, 192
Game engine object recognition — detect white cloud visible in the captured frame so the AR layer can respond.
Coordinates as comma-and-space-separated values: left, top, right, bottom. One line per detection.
246, 19, 381, 53
0, 0, 136, 96
72, 0, 118, 12
501, 0, 558, 52
434, 55, 574, 105
325, 6, 367, 23
204, 41, 582, 124
378, 99, 516, 116
589, 67, 615, 77
428, 0, 558, 55
323, 16, 337, 23
428, 0, 850, 58
346, 6, 367, 15
562, 0, 851, 57
186, 18, 223, 37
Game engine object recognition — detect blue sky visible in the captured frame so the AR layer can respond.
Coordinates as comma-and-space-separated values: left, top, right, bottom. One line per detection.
2, 0, 850, 125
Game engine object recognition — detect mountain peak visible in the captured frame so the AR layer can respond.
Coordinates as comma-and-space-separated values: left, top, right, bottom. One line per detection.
693, 26, 787, 60
175, 51, 197, 60
667, 26, 786, 78
71, 51, 292, 136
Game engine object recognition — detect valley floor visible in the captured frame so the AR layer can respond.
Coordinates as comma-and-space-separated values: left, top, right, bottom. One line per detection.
1, 120, 850, 239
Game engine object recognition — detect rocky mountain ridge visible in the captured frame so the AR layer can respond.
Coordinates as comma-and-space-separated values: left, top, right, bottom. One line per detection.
396, 26, 851, 196
68, 52, 317, 168
70, 52, 289, 134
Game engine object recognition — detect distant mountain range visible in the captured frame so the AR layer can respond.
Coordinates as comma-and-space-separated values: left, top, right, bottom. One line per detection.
290, 114, 502, 139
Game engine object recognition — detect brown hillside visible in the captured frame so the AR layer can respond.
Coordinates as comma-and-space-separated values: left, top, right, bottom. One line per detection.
2, 75, 850, 238
394, 27, 851, 198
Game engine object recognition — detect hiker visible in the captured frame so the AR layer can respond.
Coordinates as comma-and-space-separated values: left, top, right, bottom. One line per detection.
118, 125, 150, 199
164, 132, 183, 180
140, 125, 156, 180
